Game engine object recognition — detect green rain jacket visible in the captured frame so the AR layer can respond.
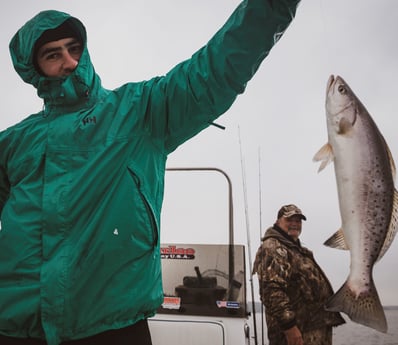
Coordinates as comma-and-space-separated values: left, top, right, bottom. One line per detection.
1, 1, 300, 344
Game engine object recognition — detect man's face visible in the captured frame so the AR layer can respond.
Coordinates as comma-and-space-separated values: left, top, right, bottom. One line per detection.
277, 215, 303, 241
36, 37, 82, 77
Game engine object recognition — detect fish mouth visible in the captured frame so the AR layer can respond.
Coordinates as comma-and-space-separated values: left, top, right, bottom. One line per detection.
327, 75, 335, 95
326, 74, 345, 98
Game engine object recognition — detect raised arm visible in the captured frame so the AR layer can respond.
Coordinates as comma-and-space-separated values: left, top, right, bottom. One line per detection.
149, 0, 301, 152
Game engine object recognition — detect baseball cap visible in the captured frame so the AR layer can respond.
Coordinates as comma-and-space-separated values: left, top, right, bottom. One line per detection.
277, 204, 306, 220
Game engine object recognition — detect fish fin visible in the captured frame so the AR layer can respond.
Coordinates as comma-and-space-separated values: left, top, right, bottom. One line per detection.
377, 189, 398, 261
313, 143, 334, 172
323, 228, 349, 250
326, 280, 387, 333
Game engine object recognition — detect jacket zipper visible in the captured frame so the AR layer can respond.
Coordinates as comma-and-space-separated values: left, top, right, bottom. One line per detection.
128, 168, 158, 247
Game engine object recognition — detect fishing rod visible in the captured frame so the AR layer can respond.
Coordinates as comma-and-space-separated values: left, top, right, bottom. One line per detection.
258, 148, 265, 345
238, 127, 258, 345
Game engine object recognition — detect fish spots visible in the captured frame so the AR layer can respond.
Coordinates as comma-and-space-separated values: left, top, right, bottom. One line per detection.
321, 75, 392, 332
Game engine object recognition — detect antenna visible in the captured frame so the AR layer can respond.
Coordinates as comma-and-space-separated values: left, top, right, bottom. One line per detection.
238, 127, 258, 345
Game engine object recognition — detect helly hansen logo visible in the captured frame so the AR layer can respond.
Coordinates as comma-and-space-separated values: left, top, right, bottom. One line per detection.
82, 116, 97, 126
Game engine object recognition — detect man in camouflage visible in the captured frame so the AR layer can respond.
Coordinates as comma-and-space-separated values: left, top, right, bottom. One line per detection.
253, 204, 345, 345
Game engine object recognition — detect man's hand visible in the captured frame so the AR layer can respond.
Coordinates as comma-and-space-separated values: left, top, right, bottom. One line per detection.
284, 325, 303, 345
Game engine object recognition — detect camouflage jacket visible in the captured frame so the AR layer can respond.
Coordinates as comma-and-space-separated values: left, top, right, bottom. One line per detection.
253, 226, 345, 339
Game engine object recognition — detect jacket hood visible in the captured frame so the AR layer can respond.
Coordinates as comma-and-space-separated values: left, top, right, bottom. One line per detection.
9, 10, 101, 111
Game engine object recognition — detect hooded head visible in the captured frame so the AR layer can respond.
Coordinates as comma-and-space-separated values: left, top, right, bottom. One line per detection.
9, 10, 101, 111
10, 10, 87, 87
32, 19, 83, 75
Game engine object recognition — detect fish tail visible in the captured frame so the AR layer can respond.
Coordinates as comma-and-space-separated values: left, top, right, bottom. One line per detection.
325, 280, 387, 333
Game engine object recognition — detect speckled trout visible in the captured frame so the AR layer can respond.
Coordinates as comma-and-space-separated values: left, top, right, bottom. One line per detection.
313, 75, 398, 333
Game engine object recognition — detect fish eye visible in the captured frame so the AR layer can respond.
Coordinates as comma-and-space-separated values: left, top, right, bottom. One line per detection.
338, 85, 346, 94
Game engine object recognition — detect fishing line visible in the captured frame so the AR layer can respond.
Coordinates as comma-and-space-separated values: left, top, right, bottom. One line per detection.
257, 147, 265, 345
238, 126, 258, 345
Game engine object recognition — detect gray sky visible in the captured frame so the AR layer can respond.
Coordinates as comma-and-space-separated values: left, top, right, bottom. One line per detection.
1, 0, 398, 307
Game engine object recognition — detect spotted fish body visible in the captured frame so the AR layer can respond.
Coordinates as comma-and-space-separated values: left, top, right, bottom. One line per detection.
313, 75, 398, 333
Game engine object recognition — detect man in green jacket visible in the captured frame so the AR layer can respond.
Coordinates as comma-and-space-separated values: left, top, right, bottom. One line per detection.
1, 1, 301, 344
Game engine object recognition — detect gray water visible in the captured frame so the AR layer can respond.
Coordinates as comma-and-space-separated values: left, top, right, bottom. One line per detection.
253, 307, 398, 345
333, 308, 398, 345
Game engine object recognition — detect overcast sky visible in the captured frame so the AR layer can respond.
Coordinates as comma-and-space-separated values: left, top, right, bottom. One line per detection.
1, 0, 398, 308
